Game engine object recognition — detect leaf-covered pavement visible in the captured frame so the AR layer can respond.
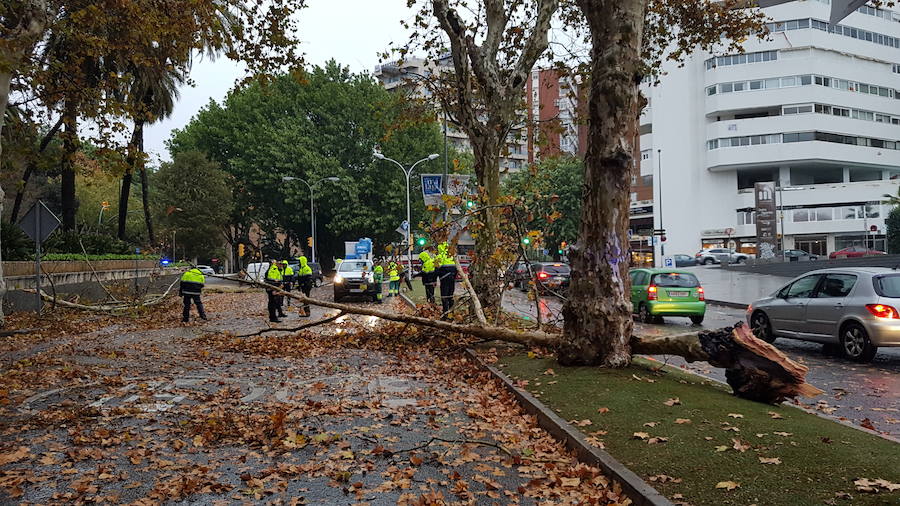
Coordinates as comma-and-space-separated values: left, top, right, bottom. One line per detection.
0, 289, 630, 504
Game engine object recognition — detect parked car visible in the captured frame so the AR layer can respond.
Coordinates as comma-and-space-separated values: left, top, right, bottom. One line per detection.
629, 269, 706, 324
695, 248, 752, 265
775, 249, 818, 261
747, 267, 900, 362
673, 254, 697, 267
516, 262, 571, 294
196, 265, 215, 276
333, 259, 379, 302
828, 246, 887, 259
243, 262, 270, 281
288, 261, 325, 286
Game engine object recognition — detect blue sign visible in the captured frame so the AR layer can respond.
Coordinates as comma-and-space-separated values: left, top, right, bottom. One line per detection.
355, 237, 372, 255
422, 175, 442, 196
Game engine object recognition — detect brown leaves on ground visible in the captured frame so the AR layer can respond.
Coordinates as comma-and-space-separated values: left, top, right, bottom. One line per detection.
716, 480, 741, 491
663, 397, 681, 407
855, 478, 900, 493
0, 291, 631, 504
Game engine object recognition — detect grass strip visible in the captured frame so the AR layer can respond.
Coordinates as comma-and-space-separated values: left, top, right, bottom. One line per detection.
498, 353, 900, 506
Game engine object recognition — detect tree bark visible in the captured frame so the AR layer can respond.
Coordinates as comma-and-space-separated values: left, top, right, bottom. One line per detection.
10, 116, 64, 222
118, 121, 144, 240
558, 0, 646, 368
140, 160, 155, 244
470, 133, 503, 308
60, 98, 78, 231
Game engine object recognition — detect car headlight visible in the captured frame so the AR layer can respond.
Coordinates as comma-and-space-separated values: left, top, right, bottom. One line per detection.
365, 273, 374, 282
334, 275, 343, 284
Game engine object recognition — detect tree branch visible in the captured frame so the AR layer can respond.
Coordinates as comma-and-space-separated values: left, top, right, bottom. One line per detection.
235, 312, 345, 338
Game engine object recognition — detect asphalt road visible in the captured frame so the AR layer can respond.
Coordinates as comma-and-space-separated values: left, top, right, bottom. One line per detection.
502, 289, 900, 438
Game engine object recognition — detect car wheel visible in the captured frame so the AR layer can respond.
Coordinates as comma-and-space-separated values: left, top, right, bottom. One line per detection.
315, 278, 323, 287
840, 323, 878, 363
638, 303, 654, 324
750, 311, 776, 343
703, 258, 714, 265
689, 315, 704, 325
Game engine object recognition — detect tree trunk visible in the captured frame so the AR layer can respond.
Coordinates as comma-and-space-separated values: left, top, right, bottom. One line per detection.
60, 99, 78, 231
10, 116, 64, 222
470, 134, 502, 309
558, 0, 646, 367
140, 163, 155, 245
118, 121, 144, 240
0, 70, 10, 323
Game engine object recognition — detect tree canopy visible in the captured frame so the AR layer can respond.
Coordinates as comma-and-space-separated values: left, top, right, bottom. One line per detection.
168, 62, 445, 266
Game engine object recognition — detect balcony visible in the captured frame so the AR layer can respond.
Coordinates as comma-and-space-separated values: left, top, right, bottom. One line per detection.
706, 140, 900, 171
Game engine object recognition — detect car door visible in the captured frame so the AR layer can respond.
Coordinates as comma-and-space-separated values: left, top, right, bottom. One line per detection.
801, 273, 857, 341
629, 271, 647, 310
765, 274, 824, 335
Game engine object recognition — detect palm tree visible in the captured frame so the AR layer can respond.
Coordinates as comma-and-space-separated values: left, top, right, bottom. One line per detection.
118, 62, 184, 243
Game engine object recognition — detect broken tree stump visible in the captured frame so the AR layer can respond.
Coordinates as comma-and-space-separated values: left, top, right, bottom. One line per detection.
632, 322, 823, 404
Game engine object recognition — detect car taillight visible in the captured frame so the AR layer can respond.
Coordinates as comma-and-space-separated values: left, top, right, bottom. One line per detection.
537, 271, 550, 280
648, 285, 658, 300
866, 304, 900, 319
698, 287, 705, 301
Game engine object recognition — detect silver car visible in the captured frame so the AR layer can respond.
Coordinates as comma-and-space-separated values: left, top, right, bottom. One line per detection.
747, 267, 900, 362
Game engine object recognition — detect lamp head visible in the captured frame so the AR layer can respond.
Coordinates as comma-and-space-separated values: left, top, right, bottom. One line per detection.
326, 177, 340, 182
373, 152, 385, 160
427, 153, 439, 161
281, 176, 296, 182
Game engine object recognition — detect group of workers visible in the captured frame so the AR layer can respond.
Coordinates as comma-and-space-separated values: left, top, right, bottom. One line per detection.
263, 257, 314, 322
177, 242, 461, 324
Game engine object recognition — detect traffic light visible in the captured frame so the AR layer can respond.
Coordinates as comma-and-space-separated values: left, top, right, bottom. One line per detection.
238, 243, 245, 257
416, 236, 427, 247
466, 199, 476, 209
521, 237, 531, 246
559, 241, 567, 255
307, 237, 313, 247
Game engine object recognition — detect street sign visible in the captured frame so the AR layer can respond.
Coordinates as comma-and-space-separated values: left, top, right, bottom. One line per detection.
663, 256, 675, 268
870, 225, 878, 232
19, 201, 60, 244
17, 201, 61, 313
421, 175, 443, 206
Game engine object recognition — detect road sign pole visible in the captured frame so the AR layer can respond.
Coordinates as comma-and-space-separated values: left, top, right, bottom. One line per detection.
34, 205, 41, 313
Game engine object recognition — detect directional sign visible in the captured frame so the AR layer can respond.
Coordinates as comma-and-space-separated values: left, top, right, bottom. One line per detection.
18, 201, 60, 244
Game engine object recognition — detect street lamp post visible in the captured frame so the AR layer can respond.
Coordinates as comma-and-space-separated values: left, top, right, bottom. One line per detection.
282, 176, 340, 264
373, 151, 440, 280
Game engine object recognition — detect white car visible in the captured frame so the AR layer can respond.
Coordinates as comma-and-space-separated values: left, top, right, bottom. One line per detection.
695, 248, 753, 265
196, 265, 216, 275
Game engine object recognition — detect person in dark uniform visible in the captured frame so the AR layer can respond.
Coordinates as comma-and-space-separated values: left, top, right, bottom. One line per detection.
281, 260, 294, 308
296, 256, 314, 317
179, 267, 208, 323
435, 242, 458, 315
265, 261, 284, 322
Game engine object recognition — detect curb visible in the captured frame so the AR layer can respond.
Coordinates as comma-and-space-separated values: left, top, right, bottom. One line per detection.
399, 293, 416, 309
465, 349, 674, 506
706, 299, 748, 310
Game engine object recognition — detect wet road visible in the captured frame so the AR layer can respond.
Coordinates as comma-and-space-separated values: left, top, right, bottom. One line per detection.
502, 288, 900, 438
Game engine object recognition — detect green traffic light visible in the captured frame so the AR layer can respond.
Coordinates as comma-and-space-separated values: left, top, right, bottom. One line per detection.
522, 237, 531, 245
466, 200, 475, 209
416, 237, 427, 246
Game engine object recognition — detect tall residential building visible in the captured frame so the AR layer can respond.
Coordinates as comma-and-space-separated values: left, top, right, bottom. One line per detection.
526, 69, 587, 161
373, 57, 529, 172
635, 0, 900, 265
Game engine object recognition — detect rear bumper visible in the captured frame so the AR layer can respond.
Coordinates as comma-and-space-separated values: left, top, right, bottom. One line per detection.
648, 301, 706, 316
860, 318, 900, 347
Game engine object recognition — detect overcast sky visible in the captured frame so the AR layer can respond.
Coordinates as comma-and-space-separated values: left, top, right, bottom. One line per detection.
143, 0, 415, 165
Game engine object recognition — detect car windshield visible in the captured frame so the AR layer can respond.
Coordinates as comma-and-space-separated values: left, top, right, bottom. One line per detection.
652, 273, 700, 288
339, 261, 370, 272
874, 274, 900, 297
541, 264, 570, 275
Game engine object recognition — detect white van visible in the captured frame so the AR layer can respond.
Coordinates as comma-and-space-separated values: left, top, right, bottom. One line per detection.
243, 262, 270, 281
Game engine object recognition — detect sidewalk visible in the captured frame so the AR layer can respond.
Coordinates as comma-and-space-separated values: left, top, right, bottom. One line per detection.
0, 287, 625, 504
686, 266, 790, 308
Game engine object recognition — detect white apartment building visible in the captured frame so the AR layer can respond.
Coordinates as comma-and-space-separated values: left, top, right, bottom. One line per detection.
640, 0, 900, 263
373, 57, 529, 171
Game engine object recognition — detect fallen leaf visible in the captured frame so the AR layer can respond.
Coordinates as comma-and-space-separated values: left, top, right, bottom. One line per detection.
860, 418, 876, 431
716, 481, 740, 491
560, 477, 580, 487
527, 351, 537, 359
410, 455, 423, 466
773, 431, 793, 437
663, 398, 681, 407
732, 438, 750, 452
767, 411, 784, 419
723, 426, 740, 432
674, 418, 691, 425
643, 422, 659, 428
597, 407, 610, 414
759, 457, 782, 465
632, 432, 650, 440
714, 445, 729, 452
0, 446, 30, 466
647, 437, 669, 444
543, 368, 556, 376
648, 475, 682, 484
727, 413, 744, 419
573, 419, 592, 427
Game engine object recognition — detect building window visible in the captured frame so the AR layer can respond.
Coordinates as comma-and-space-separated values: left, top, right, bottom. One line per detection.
630, 192, 638, 202
767, 17, 900, 49
709, 131, 900, 152
706, 74, 899, 100
705, 50, 777, 70
641, 149, 651, 161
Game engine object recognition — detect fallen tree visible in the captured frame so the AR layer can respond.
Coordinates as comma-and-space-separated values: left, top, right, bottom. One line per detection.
216, 274, 821, 404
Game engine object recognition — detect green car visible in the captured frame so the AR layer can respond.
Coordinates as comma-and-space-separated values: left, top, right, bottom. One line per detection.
629, 269, 706, 324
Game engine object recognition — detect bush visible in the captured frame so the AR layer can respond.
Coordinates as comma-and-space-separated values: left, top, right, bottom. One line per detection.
887, 207, 900, 254
1, 222, 34, 261
40, 253, 160, 262
43, 231, 133, 255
